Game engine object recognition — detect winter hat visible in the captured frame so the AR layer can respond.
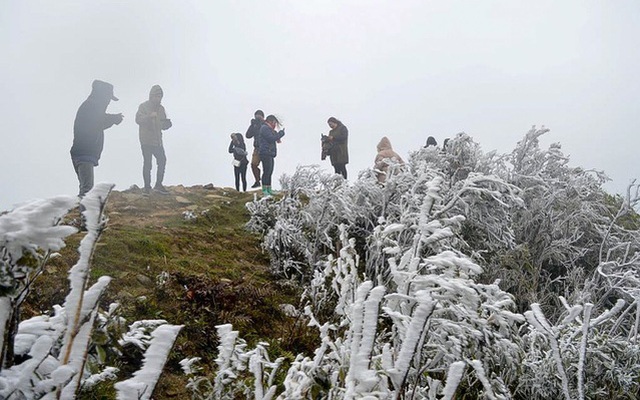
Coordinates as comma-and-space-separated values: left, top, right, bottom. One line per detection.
91, 80, 118, 101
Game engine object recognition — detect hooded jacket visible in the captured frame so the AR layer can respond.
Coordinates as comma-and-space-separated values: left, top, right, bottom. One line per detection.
136, 85, 172, 147
70, 80, 121, 165
374, 136, 404, 183
328, 122, 349, 166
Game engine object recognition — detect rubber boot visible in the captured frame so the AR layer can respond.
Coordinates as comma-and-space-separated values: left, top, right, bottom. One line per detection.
262, 185, 270, 197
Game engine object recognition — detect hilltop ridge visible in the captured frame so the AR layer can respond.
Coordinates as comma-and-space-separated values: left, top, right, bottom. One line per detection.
26, 185, 308, 398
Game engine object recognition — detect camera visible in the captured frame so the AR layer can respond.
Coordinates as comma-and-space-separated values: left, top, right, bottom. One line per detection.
321, 134, 333, 160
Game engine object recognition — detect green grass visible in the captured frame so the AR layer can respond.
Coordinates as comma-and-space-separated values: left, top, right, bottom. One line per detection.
24, 186, 314, 399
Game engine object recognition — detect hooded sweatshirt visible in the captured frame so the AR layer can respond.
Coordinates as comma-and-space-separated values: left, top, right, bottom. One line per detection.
136, 85, 172, 147
70, 80, 121, 165
374, 136, 404, 183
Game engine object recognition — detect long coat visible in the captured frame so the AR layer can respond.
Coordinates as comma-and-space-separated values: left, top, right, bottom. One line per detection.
70, 81, 121, 165
328, 123, 349, 166
136, 85, 172, 147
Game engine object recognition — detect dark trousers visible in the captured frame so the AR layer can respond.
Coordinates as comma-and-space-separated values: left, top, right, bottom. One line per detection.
72, 159, 94, 197
234, 163, 247, 191
260, 155, 274, 186
333, 163, 347, 179
141, 145, 166, 188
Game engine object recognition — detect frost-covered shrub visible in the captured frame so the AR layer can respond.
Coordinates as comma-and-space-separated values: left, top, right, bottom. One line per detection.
0, 185, 182, 399
232, 127, 640, 398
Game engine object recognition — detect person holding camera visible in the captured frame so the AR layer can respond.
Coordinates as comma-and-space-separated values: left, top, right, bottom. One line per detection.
257, 115, 285, 196
228, 132, 249, 192
245, 109, 265, 188
326, 117, 349, 179
136, 85, 172, 194
70, 79, 123, 197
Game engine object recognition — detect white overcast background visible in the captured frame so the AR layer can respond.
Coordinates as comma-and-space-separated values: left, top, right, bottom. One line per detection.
1, 1, 638, 211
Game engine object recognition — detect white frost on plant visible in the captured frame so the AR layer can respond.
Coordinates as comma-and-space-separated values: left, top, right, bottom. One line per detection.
115, 324, 183, 400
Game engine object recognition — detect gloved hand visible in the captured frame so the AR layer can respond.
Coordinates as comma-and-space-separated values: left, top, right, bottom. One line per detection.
114, 113, 124, 125
278, 129, 285, 137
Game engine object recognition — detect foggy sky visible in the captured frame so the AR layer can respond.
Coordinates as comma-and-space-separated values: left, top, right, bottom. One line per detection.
1, 1, 639, 211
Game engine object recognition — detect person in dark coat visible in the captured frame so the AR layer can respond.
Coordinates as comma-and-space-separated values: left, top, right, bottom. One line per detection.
425, 136, 437, 148
245, 109, 265, 188
325, 117, 349, 179
70, 80, 123, 197
135, 85, 172, 194
257, 115, 285, 196
228, 132, 249, 192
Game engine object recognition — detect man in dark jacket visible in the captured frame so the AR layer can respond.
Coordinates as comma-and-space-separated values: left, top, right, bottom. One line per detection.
70, 80, 123, 197
245, 109, 265, 188
136, 85, 172, 194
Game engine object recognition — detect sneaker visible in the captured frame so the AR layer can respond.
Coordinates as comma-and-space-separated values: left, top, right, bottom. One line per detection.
251, 181, 261, 188
154, 185, 169, 195
143, 186, 152, 195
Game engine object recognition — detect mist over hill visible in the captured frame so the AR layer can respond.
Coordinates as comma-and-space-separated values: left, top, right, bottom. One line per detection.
1, 128, 640, 398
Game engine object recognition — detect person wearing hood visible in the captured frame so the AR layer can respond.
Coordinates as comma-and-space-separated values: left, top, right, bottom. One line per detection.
70, 79, 123, 197
325, 117, 349, 179
425, 136, 437, 148
228, 132, 249, 192
136, 85, 172, 194
374, 136, 404, 183
257, 115, 285, 196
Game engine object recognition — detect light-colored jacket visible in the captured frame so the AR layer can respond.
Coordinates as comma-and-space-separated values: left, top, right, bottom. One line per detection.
374, 136, 404, 183
136, 85, 172, 147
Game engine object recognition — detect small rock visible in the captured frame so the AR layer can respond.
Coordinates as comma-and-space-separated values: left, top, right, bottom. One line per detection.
205, 195, 228, 200
186, 205, 198, 211
173, 185, 188, 194
175, 196, 192, 204
136, 274, 154, 286
203, 183, 215, 190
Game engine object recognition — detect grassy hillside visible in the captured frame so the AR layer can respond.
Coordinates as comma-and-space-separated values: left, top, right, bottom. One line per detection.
24, 185, 314, 398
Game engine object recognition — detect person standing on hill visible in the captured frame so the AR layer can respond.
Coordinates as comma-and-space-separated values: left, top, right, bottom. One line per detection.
257, 115, 285, 196
425, 136, 437, 148
228, 133, 249, 192
245, 109, 265, 188
70, 79, 123, 197
326, 117, 349, 179
374, 136, 404, 183
136, 85, 172, 194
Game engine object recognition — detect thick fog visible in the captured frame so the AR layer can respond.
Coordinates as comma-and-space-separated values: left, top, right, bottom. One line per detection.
1, 1, 638, 211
